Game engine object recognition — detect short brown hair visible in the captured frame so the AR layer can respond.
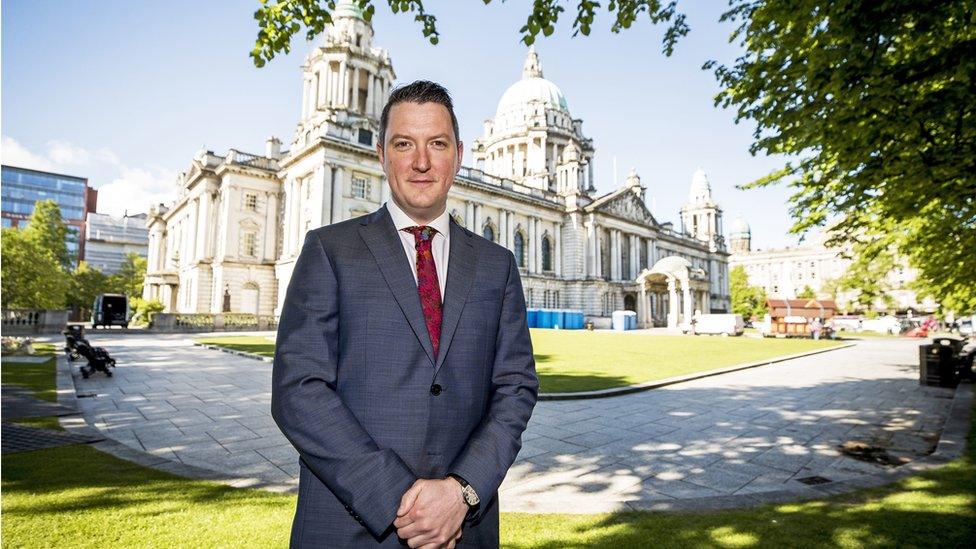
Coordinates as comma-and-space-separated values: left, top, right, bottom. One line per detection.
378, 80, 459, 146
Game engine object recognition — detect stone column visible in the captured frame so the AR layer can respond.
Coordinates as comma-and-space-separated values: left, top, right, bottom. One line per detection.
594, 224, 603, 280
195, 191, 210, 259
506, 211, 514, 250
465, 201, 475, 232
265, 192, 278, 260
631, 236, 639, 280
331, 167, 344, 224
667, 278, 679, 329
609, 230, 618, 281
682, 280, 693, 329
366, 73, 374, 116
282, 179, 293, 256
338, 60, 347, 106
499, 209, 507, 248
351, 66, 360, 112
188, 197, 199, 262
474, 204, 482, 236
639, 284, 647, 327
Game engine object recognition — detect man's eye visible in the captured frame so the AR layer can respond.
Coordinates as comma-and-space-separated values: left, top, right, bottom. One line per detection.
393, 141, 411, 149
431, 141, 447, 148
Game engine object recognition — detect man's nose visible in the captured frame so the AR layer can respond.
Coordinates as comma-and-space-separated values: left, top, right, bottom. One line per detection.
412, 147, 431, 172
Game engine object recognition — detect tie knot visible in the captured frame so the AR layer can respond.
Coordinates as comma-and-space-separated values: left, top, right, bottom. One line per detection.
403, 226, 437, 245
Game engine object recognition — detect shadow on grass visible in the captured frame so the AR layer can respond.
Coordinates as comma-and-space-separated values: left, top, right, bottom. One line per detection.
198, 341, 275, 358
0, 356, 58, 402
1, 444, 294, 546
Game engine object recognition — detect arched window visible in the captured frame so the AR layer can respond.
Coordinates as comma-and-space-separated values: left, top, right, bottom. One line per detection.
541, 235, 552, 271
513, 231, 525, 268
483, 224, 495, 242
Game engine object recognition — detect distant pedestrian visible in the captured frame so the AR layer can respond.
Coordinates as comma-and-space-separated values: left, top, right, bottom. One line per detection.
810, 317, 823, 340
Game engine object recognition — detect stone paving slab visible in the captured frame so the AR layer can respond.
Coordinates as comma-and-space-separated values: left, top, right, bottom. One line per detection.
54, 332, 970, 512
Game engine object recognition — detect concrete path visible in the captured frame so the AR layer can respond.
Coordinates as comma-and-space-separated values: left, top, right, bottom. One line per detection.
65, 332, 958, 511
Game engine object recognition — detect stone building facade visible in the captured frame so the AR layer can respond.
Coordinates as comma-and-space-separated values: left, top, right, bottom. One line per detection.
144, 1, 731, 328
728, 217, 937, 314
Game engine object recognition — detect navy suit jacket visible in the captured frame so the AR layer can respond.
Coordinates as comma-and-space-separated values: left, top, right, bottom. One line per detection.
272, 205, 538, 547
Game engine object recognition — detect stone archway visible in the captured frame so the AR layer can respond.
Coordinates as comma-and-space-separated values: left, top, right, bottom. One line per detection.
636, 256, 705, 330
623, 293, 637, 312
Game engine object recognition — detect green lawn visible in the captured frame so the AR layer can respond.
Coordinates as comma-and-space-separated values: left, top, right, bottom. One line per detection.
1, 347, 59, 403
198, 331, 843, 393
196, 335, 277, 357
2, 397, 974, 547
1, 346, 65, 431
529, 330, 841, 393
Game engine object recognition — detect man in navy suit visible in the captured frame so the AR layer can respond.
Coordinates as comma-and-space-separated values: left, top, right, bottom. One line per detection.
272, 80, 538, 548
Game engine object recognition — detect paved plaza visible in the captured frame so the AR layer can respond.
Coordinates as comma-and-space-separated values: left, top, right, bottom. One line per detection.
62, 332, 959, 512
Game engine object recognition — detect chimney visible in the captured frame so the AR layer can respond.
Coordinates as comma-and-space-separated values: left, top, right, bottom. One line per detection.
266, 136, 282, 159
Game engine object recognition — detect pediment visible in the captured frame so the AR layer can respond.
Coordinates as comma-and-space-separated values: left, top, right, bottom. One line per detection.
592, 191, 657, 227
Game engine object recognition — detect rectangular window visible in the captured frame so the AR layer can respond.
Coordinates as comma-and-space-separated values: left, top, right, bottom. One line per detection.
243, 232, 257, 257
352, 176, 370, 199
244, 193, 258, 212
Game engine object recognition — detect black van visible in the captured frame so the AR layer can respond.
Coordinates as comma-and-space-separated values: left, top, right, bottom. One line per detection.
92, 294, 129, 329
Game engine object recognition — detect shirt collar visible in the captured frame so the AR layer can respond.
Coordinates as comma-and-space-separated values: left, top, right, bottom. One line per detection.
386, 199, 451, 237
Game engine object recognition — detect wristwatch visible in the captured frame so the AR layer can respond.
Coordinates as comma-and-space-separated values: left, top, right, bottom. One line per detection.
448, 474, 480, 507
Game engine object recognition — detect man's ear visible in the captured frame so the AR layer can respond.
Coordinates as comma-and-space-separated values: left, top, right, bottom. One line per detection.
376, 143, 385, 165
455, 140, 464, 174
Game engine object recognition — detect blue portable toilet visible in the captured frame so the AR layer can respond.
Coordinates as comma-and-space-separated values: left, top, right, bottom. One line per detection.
527, 309, 539, 328
552, 310, 564, 329
626, 312, 638, 330
539, 309, 553, 329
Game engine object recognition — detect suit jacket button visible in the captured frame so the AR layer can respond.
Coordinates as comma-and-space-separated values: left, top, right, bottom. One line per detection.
430, 384, 442, 396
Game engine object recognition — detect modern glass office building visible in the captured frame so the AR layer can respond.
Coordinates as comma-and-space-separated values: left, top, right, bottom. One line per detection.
1, 164, 98, 263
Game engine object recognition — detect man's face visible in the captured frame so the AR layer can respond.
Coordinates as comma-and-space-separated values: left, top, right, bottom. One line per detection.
377, 101, 462, 224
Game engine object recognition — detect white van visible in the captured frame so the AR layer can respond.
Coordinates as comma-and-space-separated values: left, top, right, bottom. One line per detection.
694, 314, 745, 336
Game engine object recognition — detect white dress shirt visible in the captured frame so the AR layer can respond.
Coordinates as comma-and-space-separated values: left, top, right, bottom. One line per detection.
386, 199, 450, 299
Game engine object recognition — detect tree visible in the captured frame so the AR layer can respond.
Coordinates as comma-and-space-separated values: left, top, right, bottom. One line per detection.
109, 253, 148, 298
69, 261, 111, 317
796, 286, 816, 300
22, 199, 73, 269
250, 1, 975, 313
710, 1, 976, 313
0, 228, 70, 309
837, 239, 897, 313
730, 265, 767, 321
250, 0, 688, 67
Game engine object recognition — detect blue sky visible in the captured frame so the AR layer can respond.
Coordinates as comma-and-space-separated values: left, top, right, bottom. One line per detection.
2, 0, 801, 248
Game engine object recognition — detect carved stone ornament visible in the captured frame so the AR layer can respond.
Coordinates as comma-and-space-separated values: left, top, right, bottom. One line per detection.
597, 192, 656, 226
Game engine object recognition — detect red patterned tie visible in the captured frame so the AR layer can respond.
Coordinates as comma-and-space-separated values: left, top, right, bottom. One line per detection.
403, 226, 442, 358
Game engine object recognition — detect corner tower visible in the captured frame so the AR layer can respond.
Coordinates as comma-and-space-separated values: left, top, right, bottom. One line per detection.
680, 168, 725, 251
293, 0, 396, 150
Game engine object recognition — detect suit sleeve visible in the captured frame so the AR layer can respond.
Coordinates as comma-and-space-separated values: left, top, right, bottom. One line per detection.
449, 251, 538, 521
271, 232, 417, 538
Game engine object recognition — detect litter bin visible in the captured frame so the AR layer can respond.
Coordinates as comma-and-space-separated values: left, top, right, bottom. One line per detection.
919, 344, 957, 387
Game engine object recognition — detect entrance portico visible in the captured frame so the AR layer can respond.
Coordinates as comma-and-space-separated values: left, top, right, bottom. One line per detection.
636, 256, 707, 330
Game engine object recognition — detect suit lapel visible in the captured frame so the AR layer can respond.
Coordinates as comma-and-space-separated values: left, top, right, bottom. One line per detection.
435, 218, 478, 372
359, 206, 437, 366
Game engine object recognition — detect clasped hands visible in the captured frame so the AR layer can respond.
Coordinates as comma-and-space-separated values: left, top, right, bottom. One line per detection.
394, 477, 468, 549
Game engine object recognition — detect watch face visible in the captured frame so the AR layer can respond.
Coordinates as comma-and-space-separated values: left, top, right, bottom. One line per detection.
463, 486, 480, 506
